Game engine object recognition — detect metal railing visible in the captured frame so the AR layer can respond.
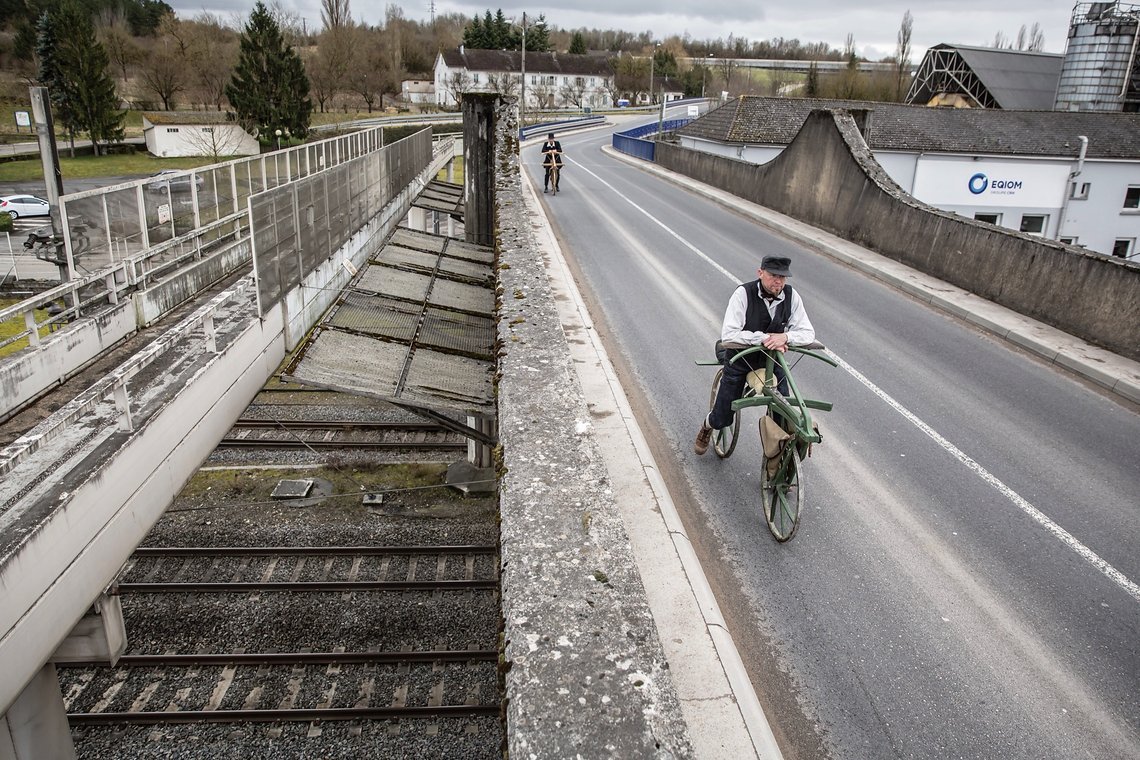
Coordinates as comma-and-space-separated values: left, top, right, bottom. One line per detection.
611, 118, 693, 161
57, 127, 390, 282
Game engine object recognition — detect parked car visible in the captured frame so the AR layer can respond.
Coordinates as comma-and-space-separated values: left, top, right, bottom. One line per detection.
147, 169, 205, 193
0, 194, 50, 220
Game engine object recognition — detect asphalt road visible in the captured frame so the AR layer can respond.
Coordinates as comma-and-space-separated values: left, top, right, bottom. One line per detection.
530, 118, 1140, 759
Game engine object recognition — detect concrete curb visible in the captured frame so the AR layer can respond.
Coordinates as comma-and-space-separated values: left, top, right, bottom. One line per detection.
601, 145, 1140, 406
525, 161, 778, 758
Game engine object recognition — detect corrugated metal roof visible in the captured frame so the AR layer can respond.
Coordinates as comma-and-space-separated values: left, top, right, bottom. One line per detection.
945, 45, 1064, 110
678, 96, 1140, 159
284, 187, 496, 418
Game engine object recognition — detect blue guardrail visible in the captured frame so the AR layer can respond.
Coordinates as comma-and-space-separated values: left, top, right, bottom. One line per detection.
611, 119, 692, 161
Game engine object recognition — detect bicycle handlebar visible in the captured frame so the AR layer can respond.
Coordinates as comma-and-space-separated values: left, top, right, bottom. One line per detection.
726, 343, 839, 369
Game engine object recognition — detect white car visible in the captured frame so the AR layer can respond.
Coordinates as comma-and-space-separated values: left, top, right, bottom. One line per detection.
0, 194, 50, 220
147, 169, 205, 193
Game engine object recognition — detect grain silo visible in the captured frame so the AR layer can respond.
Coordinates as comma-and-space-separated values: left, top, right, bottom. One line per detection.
1054, 2, 1140, 111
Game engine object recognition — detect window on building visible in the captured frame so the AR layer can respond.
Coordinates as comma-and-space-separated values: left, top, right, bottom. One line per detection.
974, 212, 1002, 225
1019, 214, 1047, 235
576, 77, 585, 86
1059, 236, 1078, 245
472, 73, 480, 84
202, 127, 213, 133
1069, 182, 1090, 200
166, 127, 179, 133
1112, 238, 1134, 258
1124, 186, 1140, 210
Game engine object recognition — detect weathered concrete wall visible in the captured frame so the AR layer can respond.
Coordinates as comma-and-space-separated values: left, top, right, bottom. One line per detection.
493, 100, 695, 755
657, 110, 1140, 361
0, 302, 136, 419
135, 241, 252, 327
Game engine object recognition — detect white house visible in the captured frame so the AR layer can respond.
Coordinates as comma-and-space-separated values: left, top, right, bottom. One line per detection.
142, 112, 259, 158
401, 80, 436, 108
639, 76, 686, 105
678, 96, 1140, 260
434, 47, 615, 111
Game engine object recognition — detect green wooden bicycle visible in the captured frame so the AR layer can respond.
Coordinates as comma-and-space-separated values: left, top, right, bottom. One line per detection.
697, 342, 837, 541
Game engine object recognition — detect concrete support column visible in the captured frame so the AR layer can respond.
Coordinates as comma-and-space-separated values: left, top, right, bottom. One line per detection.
50, 594, 126, 666
446, 416, 497, 495
408, 207, 427, 232
462, 94, 498, 247
0, 665, 76, 760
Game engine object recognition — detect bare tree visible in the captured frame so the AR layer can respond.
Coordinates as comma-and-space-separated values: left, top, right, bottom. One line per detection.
558, 76, 587, 107
838, 34, 859, 99
992, 30, 1009, 49
443, 71, 473, 106
345, 26, 387, 112
96, 10, 139, 88
1028, 23, 1045, 51
306, 51, 338, 113
321, 0, 352, 30
530, 75, 555, 109
140, 24, 188, 111
895, 9, 913, 101
382, 5, 406, 84
1015, 24, 1028, 50
716, 56, 737, 96
182, 14, 238, 110
181, 122, 252, 160
488, 72, 519, 98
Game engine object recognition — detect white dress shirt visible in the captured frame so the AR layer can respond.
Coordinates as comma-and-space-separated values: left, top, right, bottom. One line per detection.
720, 282, 815, 346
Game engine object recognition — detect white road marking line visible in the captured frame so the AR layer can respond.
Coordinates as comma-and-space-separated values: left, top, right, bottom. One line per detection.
830, 352, 1139, 604
575, 158, 1140, 605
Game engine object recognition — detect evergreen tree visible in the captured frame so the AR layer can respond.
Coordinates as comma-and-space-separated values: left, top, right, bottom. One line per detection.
525, 15, 551, 52
569, 31, 587, 55
37, 2, 124, 156
461, 15, 485, 47
226, 1, 313, 142
806, 62, 819, 98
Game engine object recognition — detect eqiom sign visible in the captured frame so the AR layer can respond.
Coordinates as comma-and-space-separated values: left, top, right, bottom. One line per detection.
913, 159, 1069, 208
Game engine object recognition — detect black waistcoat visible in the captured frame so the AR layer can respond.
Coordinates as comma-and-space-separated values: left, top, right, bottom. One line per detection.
742, 280, 794, 334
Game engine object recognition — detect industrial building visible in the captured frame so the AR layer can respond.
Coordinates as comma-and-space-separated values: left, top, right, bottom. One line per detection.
676, 96, 1140, 260
906, 2, 1140, 112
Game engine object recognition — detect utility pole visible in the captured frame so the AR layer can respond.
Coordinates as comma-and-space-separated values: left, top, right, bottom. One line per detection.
29, 86, 70, 282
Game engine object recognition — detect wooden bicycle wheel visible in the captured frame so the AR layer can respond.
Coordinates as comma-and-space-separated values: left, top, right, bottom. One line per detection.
761, 440, 803, 542
709, 368, 740, 458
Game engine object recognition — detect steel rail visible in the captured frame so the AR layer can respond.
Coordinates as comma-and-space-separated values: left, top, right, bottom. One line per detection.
133, 545, 498, 557
109, 650, 498, 666
68, 704, 500, 725
231, 419, 449, 431
117, 580, 499, 593
215, 438, 466, 449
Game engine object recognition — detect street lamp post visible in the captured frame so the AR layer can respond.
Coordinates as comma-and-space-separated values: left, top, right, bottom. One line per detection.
647, 42, 660, 106
275, 128, 282, 151
703, 53, 714, 99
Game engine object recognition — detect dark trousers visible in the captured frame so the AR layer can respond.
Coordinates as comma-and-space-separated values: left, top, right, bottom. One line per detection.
544, 164, 560, 189
709, 352, 787, 430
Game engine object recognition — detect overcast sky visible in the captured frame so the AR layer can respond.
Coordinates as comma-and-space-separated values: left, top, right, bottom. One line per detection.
164, 1, 1075, 60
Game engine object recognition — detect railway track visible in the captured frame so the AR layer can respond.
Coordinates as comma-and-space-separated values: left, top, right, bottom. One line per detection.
58, 355, 503, 756
219, 418, 466, 450
60, 543, 502, 749
120, 544, 500, 593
